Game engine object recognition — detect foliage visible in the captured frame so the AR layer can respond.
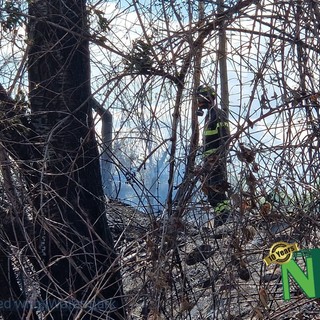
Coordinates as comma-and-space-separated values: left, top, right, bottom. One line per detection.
0, 0, 25, 31
1, 0, 320, 319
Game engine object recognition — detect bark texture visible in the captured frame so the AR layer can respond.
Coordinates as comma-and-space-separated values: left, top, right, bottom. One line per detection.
27, 1, 125, 318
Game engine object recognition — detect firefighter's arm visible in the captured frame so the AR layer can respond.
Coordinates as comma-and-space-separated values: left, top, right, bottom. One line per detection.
217, 119, 230, 147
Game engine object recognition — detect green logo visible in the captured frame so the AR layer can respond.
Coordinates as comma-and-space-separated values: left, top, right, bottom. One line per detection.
264, 243, 320, 300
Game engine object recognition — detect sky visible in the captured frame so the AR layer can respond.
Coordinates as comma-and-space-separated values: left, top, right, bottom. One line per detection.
89, 0, 320, 209
1, 0, 320, 210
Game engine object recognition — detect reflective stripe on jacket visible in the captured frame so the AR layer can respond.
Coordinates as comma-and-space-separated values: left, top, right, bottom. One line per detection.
203, 107, 229, 157
204, 122, 229, 136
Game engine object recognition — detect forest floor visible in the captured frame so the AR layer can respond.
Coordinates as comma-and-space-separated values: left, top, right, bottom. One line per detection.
106, 200, 320, 320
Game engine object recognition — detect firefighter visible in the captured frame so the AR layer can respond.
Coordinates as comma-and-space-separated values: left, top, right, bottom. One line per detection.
196, 85, 230, 226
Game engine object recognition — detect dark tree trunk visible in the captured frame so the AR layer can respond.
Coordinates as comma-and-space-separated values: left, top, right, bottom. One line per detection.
91, 99, 114, 198
0, 86, 40, 320
0, 245, 25, 320
27, 1, 125, 319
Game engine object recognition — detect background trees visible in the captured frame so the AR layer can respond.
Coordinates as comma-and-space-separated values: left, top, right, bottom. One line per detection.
1, 0, 320, 318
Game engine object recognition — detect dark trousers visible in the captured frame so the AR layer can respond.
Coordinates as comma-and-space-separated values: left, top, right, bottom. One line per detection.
203, 154, 228, 207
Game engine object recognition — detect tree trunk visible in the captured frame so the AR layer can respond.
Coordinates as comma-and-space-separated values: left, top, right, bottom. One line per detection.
91, 99, 114, 198
172, 0, 204, 213
217, 0, 229, 116
0, 85, 40, 320
101, 110, 114, 197
28, 1, 125, 319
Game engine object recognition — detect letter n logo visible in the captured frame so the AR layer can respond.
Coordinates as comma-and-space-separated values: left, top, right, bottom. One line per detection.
281, 249, 320, 300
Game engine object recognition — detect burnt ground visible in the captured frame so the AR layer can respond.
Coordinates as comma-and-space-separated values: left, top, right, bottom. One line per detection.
106, 200, 320, 320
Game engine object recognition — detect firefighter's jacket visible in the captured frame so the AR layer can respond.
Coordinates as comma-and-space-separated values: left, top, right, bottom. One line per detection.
203, 107, 229, 157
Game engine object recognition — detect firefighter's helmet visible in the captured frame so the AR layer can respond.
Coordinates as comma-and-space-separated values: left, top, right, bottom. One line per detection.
196, 85, 216, 104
